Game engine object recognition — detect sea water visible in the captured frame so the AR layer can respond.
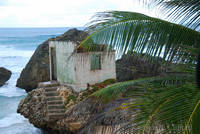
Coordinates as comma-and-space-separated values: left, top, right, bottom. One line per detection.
0, 27, 75, 134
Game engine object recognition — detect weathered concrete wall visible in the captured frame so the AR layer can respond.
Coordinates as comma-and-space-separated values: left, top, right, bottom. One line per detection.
73, 52, 116, 91
50, 41, 76, 84
49, 41, 116, 92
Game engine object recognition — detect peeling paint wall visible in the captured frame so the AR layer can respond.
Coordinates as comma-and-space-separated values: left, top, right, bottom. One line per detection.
55, 41, 75, 84
73, 52, 116, 91
49, 41, 116, 92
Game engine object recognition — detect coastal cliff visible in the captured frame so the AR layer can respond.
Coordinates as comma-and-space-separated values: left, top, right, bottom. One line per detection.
17, 84, 133, 134
16, 29, 168, 134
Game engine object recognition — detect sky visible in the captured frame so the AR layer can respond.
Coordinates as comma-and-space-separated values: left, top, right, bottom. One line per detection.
0, 0, 156, 27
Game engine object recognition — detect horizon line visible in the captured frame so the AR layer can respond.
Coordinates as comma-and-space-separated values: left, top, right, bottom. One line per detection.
0, 26, 85, 29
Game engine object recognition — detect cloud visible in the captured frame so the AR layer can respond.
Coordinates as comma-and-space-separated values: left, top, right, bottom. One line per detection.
0, 0, 156, 27
0, 1, 9, 6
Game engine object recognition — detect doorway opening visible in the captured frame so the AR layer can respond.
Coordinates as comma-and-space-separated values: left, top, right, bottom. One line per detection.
50, 47, 57, 81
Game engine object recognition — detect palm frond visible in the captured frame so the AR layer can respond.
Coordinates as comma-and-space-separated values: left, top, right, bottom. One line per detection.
140, 0, 200, 30
81, 11, 200, 63
92, 74, 199, 133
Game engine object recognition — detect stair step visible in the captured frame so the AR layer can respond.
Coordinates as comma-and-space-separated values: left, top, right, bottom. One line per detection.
38, 81, 59, 88
48, 109, 66, 114
48, 113, 65, 116
47, 96, 62, 101
47, 100, 63, 105
49, 115, 64, 121
48, 115, 65, 120
45, 87, 57, 92
48, 105, 65, 110
45, 92, 58, 97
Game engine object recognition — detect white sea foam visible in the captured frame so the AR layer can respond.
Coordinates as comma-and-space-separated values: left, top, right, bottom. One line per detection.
0, 27, 71, 134
0, 97, 40, 134
0, 113, 25, 128
0, 54, 29, 97
0, 125, 41, 134
0, 46, 34, 58
0, 40, 36, 133
0, 113, 41, 134
0, 84, 27, 97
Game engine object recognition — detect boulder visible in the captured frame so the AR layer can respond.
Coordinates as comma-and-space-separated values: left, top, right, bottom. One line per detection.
0, 67, 11, 86
17, 88, 48, 127
16, 28, 88, 92
116, 54, 165, 82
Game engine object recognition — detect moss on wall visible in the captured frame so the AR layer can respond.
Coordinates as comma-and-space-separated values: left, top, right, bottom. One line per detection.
56, 42, 75, 84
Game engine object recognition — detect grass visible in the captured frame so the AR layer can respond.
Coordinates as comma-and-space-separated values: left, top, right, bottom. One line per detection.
91, 77, 158, 103
64, 95, 77, 106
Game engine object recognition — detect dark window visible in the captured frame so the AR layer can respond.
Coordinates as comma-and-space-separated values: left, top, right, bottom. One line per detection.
91, 54, 101, 70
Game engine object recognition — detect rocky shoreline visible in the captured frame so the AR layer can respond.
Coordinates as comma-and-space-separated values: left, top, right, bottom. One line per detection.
17, 85, 133, 134
16, 28, 166, 134
0, 67, 11, 87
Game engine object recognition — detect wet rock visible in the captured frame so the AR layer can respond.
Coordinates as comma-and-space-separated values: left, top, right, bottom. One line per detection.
0, 67, 11, 87
17, 88, 48, 128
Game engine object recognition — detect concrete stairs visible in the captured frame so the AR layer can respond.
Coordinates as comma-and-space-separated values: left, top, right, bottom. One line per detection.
44, 86, 66, 121
38, 81, 59, 88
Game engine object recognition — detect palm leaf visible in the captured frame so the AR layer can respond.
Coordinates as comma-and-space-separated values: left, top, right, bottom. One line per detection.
132, 81, 200, 134
92, 74, 199, 133
80, 9, 200, 134
140, 0, 200, 30
80, 11, 200, 63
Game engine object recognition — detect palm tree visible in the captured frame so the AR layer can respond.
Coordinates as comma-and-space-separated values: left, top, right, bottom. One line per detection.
141, 0, 200, 31
79, 0, 200, 133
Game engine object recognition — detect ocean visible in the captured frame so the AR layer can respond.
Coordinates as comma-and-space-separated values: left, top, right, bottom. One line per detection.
0, 27, 77, 134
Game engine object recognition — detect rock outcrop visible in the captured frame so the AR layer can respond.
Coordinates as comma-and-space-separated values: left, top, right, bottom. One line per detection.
116, 54, 165, 82
16, 39, 51, 92
17, 86, 133, 134
16, 28, 165, 92
16, 28, 88, 92
0, 67, 11, 86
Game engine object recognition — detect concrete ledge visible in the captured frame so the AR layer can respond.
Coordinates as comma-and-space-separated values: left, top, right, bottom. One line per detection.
38, 81, 59, 88
62, 83, 88, 92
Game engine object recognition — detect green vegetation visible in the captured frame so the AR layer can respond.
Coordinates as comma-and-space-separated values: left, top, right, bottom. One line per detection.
64, 95, 77, 106
92, 78, 152, 103
63, 79, 117, 108
80, 0, 200, 133
93, 75, 194, 103
81, 79, 116, 99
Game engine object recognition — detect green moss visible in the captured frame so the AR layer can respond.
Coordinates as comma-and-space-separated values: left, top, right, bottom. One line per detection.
102, 79, 116, 85
64, 95, 77, 106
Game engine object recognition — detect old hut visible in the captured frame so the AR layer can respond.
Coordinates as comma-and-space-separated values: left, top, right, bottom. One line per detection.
49, 41, 116, 92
